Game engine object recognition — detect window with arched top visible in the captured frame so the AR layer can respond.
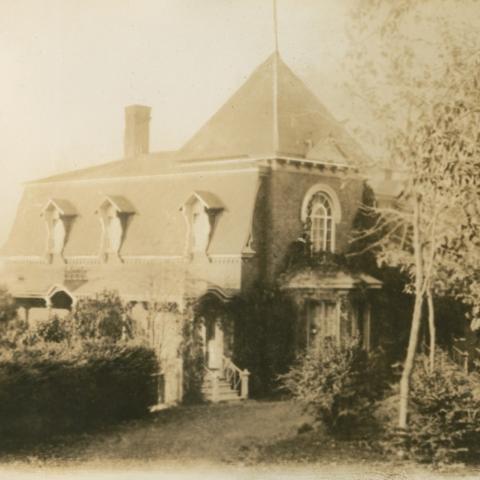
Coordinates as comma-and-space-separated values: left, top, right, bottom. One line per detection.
301, 185, 341, 254
309, 192, 334, 253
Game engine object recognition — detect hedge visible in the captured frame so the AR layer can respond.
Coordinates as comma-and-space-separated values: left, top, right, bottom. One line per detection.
0, 344, 158, 447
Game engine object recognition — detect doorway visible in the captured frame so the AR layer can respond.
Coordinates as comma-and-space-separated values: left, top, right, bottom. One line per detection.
205, 317, 224, 370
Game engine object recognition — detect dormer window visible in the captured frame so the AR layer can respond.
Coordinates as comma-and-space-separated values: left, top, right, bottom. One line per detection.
42, 199, 77, 264
97, 196, 135, 263
301, 184, 341, 254
180, 191, 224, 258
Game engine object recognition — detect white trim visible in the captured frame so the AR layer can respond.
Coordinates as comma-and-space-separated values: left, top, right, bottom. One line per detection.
29, 167, 261, 186
2, 256, 46, 263
301, 183, 342, 224
47, 283, 76, 303
29, 158, 352, 187
181, 156, 350, 170
275, 157, 349, 170
122, 255, 184, 261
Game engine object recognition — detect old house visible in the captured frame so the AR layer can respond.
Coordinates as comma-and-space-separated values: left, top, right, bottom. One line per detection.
0, 52, 385, 403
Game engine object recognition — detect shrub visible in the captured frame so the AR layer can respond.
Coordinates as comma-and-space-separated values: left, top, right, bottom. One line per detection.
36, 314, 74, 344
230, 286, 296, 397
380, 352, 480, 464
0, 286, 17, 325
72, 290, 133, 342
280, 339, 388, 436
0, 343, 158, 447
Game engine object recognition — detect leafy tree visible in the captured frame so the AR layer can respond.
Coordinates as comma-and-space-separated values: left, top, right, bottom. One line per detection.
0, 286, 17, 326
72, 290, 133, 343
346, 0, 480, 430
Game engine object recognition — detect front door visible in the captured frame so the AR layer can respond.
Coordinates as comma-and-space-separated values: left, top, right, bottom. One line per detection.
307, 300, 338, 352
206, 319, 224, 370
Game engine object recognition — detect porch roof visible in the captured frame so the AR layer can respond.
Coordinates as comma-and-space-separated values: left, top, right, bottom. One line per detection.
280, 269, 382, 291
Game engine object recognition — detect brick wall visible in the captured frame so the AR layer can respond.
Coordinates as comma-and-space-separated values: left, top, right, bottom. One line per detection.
252, 165, 365, 284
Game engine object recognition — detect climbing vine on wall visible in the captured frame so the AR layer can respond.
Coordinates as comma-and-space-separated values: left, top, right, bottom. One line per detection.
177, 300, 205, 404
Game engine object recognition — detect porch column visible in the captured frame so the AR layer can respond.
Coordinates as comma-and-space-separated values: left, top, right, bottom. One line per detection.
363, 302, 371, 351
240, 369, 250, 400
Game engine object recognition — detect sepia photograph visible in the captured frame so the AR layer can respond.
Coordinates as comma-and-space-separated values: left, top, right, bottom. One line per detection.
1, 0, 480, 478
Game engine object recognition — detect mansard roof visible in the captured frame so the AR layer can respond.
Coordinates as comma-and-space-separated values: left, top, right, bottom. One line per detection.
2, 170, 259, 258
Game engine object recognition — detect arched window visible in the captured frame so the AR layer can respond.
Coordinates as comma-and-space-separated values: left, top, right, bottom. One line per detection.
308, 192, 334, 253
301, 184, 341, 254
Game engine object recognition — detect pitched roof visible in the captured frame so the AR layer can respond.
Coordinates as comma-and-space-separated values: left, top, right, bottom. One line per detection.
181, 191, 225, 211
26, 53, 366, 187
42, 198, 78, 216
178, 53, 366, 164
100, 195, 136, 214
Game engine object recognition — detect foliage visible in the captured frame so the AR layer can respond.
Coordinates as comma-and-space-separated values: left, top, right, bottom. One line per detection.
72, 290, 133, 342
0, 343, 158, 447
280, 339, 389, 436
178, 302, 205, 404
0, 289, 159, 446
0, 286, 17, 325
36, 314, 74, 344
231, 285, 296, 397
380, 352, 480, 464
346, 0, 480, 429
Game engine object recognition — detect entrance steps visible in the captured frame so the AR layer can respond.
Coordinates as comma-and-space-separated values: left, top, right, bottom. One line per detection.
202, 374, 242, 402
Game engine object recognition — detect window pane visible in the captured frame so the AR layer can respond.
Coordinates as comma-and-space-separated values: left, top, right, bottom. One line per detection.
309, 194, 334, 253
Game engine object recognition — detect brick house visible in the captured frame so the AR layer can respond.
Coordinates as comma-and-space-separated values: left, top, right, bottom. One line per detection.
1, 53, 385, 404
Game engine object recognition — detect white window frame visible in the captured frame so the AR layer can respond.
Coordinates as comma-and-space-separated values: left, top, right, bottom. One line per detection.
300, 184, 341, 254
310, 194, 335, 253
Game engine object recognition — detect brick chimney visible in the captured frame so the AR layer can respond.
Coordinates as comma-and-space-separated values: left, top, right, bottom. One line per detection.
124, 105, 151, 158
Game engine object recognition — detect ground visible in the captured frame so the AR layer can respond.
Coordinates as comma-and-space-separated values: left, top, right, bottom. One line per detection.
0, 400, 478, 477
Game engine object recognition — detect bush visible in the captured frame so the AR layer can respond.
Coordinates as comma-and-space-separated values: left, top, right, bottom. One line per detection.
280, 339, 388, 436
381, 352, 480, 464
36, 314, 74, 344
72, 290, 133, 342
0, 343, 158, 447
231, 286, 296, 397
179, 308, 205, 404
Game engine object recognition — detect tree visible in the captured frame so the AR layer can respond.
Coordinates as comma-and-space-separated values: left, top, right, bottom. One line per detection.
72, 290, 133, 342
0, 286, 17, 325
346, 0, 480, 430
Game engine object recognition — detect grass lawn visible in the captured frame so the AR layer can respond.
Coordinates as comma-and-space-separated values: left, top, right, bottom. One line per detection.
0, 400, 479, 477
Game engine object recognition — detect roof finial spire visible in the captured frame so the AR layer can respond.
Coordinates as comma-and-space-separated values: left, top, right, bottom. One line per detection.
273, 0, 279, 54
272, 0, 279, 153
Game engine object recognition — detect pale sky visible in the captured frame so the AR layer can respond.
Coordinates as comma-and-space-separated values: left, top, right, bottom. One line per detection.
0, 0, 356, 246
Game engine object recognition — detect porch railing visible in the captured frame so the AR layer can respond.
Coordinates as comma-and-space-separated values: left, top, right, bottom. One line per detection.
203, 357, 250, 402
222, 355, 250, 400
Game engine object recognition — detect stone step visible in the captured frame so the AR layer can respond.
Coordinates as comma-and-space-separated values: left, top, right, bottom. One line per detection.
202, 383, 235, 392
202, 378, 242, 402
203, 391, 241, 402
